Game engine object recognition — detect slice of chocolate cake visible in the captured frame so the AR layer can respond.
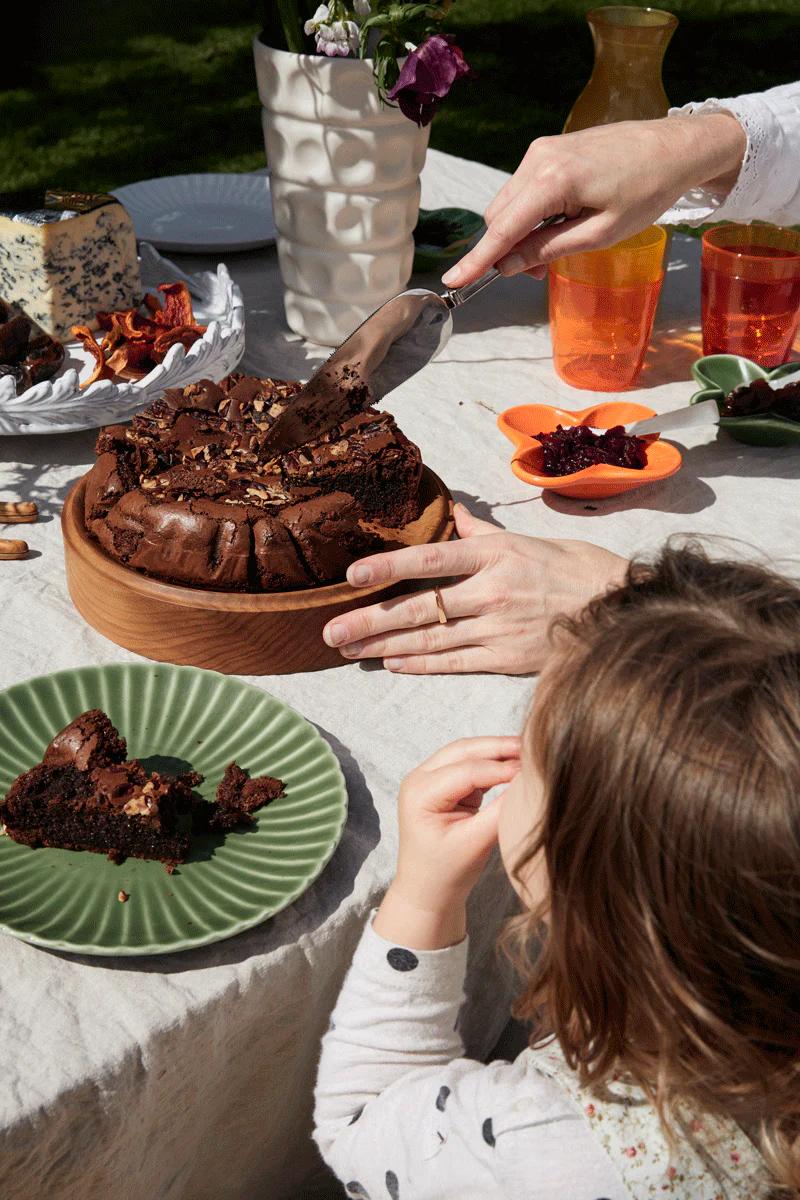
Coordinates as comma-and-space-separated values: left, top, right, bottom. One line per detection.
279, 409, 422, 527
0, 710, 201, 870
261, 363, 372, 453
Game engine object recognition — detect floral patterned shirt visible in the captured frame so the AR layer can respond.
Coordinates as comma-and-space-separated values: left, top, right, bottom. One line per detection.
314, 919, 770, 1199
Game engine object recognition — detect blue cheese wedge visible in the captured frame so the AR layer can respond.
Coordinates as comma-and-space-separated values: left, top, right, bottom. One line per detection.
0, 191, 140, 341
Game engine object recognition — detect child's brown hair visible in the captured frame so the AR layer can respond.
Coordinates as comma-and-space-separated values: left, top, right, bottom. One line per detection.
506, 541, 800, 1193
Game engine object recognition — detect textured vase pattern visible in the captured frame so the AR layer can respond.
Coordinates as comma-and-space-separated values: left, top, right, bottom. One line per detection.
254, 39, 430, 346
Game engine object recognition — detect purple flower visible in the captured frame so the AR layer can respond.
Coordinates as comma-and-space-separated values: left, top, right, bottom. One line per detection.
387, 35, 472, 127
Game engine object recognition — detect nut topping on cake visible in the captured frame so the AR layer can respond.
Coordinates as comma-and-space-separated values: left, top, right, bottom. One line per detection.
82, 373, 422, 592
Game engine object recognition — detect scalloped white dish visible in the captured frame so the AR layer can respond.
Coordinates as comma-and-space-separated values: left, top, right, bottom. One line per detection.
0, 244, 245, 435
112, 173, 276, 253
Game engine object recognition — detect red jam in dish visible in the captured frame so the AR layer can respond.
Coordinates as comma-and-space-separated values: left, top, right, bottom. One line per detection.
534, 424, 648, 476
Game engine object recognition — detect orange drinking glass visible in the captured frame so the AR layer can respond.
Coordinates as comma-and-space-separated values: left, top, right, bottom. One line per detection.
549, 225, 667, 390
701, 224, 800, 367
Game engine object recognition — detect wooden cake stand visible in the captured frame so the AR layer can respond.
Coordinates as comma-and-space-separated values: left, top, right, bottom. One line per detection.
62, 469, 454, 674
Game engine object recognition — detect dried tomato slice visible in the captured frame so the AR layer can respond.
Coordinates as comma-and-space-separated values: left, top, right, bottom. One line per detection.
71, 325, 115, 388
156, 282, 195, 327
77, 282, 207, 384
152, 325, 204, 359
105, 340, 159, 379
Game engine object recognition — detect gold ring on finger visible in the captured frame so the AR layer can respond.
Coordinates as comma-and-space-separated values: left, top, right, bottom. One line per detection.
433, 587, 448, 625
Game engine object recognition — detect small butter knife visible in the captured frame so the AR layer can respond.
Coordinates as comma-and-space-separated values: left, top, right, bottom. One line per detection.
587, 398, 720, 439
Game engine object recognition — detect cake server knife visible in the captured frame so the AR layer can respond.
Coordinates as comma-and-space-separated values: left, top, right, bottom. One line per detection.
586, 398, 721, 438
266, 213, 566, 453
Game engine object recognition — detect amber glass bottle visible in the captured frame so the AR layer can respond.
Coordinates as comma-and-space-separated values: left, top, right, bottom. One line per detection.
563, 6, 678, 133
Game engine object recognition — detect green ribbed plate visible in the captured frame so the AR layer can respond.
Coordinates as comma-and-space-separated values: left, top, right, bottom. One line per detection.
0, 664, 347, 956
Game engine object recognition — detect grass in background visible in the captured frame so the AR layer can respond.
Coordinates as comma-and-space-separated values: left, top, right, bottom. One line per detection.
3, 0, 798, 199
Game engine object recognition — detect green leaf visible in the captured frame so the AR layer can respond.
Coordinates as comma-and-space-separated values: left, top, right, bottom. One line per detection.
359, 13, 392, 56
274, 0, 307, 53
399, 4, 438, 19
359, 12, 392, 30
257, 2, 290, 50
382, 56, 401, 91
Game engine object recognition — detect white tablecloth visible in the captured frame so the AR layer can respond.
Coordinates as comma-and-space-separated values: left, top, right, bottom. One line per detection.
1, 148, 798, 1200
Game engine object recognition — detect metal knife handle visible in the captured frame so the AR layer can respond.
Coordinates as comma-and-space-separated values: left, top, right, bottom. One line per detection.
443, 267, 500, 309
442, 212, 567, 309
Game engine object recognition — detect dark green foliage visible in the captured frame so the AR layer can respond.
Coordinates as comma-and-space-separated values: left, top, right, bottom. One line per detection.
3, 0, 798, 202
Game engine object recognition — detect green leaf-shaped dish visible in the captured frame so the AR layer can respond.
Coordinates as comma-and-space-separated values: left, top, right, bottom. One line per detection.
689, 354, 800, 446
413, 206, 485, 274
0, 663, 347, 956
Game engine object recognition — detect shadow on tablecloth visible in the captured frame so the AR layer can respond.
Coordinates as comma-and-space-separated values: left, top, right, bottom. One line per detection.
679, 439, 800, 481
542, 451, 717, 518
451, 489, 510, 529
0, 428, 97, 517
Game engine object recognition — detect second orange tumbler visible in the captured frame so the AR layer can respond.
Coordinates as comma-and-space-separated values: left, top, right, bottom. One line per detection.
549, 225, 667, 391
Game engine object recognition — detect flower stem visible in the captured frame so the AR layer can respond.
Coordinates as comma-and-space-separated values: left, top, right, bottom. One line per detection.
274, 0, 310, 53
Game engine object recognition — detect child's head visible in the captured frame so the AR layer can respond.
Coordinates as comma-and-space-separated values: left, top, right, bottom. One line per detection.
498, 541, 800, 1185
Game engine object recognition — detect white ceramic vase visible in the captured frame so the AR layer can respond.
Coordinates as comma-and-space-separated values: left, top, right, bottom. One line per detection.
253, 39, 430, 346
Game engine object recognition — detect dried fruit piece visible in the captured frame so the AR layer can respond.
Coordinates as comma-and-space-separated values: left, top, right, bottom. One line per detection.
72, 283, 206, 387
156, 282, 200, 329
152, 325, 204, 357
105, 339, 158, 379
72, 325, 114, 388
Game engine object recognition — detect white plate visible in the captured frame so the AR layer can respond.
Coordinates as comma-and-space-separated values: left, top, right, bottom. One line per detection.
112, 173, 276, 253
0, 244, 245, 436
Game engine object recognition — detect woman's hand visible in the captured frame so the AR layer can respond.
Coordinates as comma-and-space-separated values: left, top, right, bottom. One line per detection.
373, 737, 521, 949
441, 111, 747, 286
324, 504, 628, 675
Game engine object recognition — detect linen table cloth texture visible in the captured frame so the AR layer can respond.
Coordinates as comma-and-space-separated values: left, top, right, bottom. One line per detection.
1, 147, 799, 1200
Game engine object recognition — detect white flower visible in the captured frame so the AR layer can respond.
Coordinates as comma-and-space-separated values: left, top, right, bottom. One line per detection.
322, 19, 359, 55
404, 41, 417, 51
304, 4, 330, 35
353, 0, 371, 16
319, 34, 344, 55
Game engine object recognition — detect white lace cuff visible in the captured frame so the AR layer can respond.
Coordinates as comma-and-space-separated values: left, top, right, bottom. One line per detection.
659, 86, 800, 227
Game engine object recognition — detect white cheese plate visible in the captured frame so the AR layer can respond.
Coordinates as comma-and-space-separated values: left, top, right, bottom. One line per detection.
112, 173, 276, 253
0, 244, 245, 436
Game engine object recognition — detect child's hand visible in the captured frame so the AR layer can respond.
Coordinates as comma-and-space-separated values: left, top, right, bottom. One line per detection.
373, 737, 521, 950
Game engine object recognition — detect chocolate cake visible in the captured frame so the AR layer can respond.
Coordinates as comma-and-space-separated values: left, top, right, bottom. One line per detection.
82, 373, 423, 591
0, 710, 200, 869
0, 711, 287, 869
200, 762, 285, 831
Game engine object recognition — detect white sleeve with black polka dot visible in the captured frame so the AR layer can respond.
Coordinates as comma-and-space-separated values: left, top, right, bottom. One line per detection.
314, 919, 626, 1200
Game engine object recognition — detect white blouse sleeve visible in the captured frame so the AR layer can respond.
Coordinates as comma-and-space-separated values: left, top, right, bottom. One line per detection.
313, 918, 625, 1200
659, 80, 800, 227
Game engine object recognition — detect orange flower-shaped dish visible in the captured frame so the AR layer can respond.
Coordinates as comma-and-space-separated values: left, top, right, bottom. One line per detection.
497, 401, 683, 500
